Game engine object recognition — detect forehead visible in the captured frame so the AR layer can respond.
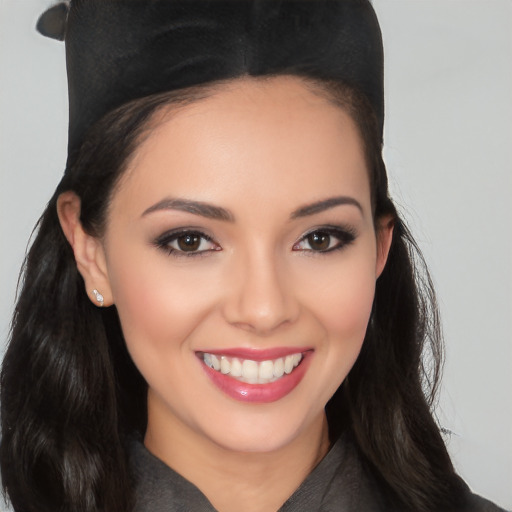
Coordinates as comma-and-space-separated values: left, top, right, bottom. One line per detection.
115, 76, 370, 218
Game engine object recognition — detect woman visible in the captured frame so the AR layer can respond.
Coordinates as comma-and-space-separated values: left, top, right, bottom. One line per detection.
0, 1, 506, 511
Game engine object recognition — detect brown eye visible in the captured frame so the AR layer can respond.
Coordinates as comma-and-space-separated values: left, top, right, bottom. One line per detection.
292, 226, 356, 253
155, 230, 219, 256
177, 234, 201, 252
306, 232, 331, 251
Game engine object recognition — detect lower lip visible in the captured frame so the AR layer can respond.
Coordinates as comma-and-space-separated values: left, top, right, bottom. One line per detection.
199, 352, 312, 403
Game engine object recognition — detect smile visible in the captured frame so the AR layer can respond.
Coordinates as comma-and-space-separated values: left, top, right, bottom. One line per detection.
198, 349, 311, 403
201, 352, 303, 384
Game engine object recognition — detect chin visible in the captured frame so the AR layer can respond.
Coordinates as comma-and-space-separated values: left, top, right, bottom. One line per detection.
195, 406, 325, 455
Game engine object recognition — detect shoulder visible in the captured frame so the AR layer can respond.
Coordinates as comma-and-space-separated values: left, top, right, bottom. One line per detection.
315, 433, 508, 512
463, 490, 509, 512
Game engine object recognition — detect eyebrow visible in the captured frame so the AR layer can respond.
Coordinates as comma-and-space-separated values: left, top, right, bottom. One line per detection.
142, 198, 234, 222
291, 196, 363, 218
142, 195, 363, 222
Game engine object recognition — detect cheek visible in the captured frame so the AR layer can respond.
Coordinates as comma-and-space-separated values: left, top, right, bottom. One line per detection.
319, 269, 375, 375
301, 248, 377, 340
105, 249, 220, 360
317, 277, 375, 406
298, 246, 377, 395
322, 271, 375, 336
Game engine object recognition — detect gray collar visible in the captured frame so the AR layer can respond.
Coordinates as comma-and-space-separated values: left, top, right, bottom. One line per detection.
130, 432, 386, 512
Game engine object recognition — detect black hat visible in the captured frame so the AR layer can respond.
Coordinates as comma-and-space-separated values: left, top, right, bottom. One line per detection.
37, 0, 384, 170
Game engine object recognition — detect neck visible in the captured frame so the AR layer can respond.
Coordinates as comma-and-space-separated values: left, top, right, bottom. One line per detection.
144, 406, 330, 512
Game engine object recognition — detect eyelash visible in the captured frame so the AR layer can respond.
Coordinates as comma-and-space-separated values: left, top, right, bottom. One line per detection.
292, 225, 357, 254
154, 229, 220, 258
154, 225, 356, 258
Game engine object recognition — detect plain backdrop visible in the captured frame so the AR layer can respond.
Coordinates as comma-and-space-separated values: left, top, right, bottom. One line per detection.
0, 1, 511, 511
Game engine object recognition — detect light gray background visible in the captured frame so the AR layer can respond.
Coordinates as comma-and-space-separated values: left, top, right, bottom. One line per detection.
0, 1, 511, 510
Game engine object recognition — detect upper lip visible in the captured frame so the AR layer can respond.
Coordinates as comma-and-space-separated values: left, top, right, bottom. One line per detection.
196, 347, 312, 361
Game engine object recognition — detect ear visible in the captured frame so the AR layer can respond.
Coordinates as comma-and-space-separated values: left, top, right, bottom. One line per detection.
57, 191, 114, 307
375, 214, 395, 278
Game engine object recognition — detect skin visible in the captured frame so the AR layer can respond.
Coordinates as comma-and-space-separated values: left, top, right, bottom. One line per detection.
58, 76, 393, 512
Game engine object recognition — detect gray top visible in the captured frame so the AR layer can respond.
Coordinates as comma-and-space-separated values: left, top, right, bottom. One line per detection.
130, 434, 507, 512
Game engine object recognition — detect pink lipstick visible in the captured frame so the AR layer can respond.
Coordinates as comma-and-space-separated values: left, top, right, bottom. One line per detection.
197, 349, 312, 403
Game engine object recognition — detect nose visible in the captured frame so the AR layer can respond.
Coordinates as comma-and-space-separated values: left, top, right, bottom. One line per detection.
222, 248, 300, 335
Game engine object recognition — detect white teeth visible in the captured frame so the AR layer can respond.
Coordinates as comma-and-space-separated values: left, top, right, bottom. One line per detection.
231, 358, 242, 377
273, 358, 284, 378
211, 354, 221, 371
259, 360, 274, 380
220, 356, 230, 374
284, 355, 294, 374
242, 359, 259, 381
202, 352, 303, 384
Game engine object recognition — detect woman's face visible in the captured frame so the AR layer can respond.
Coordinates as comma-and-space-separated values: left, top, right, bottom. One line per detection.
101, 76, 391, 453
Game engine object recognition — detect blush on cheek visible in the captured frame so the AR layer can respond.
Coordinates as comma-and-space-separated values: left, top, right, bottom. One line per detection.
320, 271, 376, 335
110, 256, 209, 339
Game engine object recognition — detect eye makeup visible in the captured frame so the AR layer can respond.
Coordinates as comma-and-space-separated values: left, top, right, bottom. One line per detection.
152, 222, 358, 259
153, 228, 220, 258
292, 224, 357, 254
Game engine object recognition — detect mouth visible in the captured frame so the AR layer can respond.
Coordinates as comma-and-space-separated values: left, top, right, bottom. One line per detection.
197, 349, 311, 403
200, 352, 303, 384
